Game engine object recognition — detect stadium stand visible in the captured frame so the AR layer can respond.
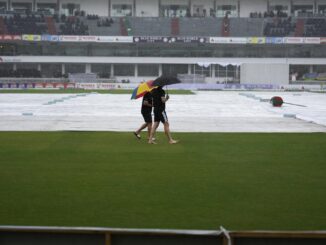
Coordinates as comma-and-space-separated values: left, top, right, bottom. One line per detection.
120, 17, 132, 36
1, 10, 326, 38
129, 17, 171, 36
45, 16, 57, 35
304, 18, 326, 37
86, 17, 120, 36
263, 17, 295, 37
58, 15, 88, 35
3, 14, 48, 35
230, 18, 264, 37
178, 17, 222, 36
0, 0, 326, 84
0, 69, 41, 78
294, 18, 305, 37
0, 16, 7, 34
221, 15, 230, 36
171, 17, 179, 36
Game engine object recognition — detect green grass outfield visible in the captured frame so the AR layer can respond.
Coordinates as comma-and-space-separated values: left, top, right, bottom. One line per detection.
0, 132, 325, 230
0, 89, 194, 94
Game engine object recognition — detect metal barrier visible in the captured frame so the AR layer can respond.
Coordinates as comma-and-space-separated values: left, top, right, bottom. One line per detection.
0, 226, 326, 245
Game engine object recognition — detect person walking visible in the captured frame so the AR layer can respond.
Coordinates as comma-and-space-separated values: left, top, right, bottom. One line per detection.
134, 91, 153, 140
148, 86, 178, 144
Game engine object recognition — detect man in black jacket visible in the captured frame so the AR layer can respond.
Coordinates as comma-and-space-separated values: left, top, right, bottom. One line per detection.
148, 86, 178, 144
134, 91, 153, 140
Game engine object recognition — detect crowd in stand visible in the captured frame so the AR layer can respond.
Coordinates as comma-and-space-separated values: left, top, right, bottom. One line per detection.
87, 14, 99, 20
250, 10, 288, 18
97, 17, 114, 27
0, 11, 90, 35
305, 18, 326, 37
264, 17, 294, 36
0, 69, 41, 78
59, 15, 88, 35
3, 14, 47, 35
1, 9, 326, 37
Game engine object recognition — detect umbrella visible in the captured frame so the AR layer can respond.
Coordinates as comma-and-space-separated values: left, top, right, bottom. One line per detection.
152, 76, 182, 87
131, 80, 155, 100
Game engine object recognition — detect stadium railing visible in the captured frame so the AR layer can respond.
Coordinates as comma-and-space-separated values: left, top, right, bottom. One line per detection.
0, 226, 326, 245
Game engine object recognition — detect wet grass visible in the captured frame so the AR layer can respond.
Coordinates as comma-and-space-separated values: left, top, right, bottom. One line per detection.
0, 132, 325, 230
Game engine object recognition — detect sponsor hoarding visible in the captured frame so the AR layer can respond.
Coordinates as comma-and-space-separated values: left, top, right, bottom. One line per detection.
22, 35, 42, 41
0, 57, 22, 63
284, 37, 304, 44
0, 35, 22, 41
209, 37, 247, 44
266, 37, 284, 44
304, 37, 320, 44
97, 36, 133, 43
78, 36, 98, 42
247, 37, 266, 44
41, 35, 59, 42
133, 36, 171, 43
59, 36, 80, 42
169, 36, 206, 43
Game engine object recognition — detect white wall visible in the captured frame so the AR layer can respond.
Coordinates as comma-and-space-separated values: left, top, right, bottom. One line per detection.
292, 0, 313, 5
11, 0, 33, 3
269, 0, 290, 5
60, 0, 109, 16
241, 63, 289, 84
240, 0, 267, 17
81, 0, 108, 16
36, 0, 57, 3
136, 0, 159, 17
269, 0, 290, 9
192, 0, 214, 15
11, 0, 33, 5
161, 0, 188, 5
215, 0, 238, 6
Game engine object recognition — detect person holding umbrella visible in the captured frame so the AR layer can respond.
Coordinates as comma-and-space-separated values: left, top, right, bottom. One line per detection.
131, 80, 156, 140
148, 85, 178, 144
134, 90, 153, 140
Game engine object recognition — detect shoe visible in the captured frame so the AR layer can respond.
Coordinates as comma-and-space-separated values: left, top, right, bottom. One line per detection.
148, 140, 157, 144
133, 132, 141, 139
169, 140, 179, 144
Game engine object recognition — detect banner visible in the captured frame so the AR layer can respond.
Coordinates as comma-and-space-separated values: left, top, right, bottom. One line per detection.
0, 57, 22, 63
75, 83, 136, 90
22, 35, 42, 41
304, 37, 320, 44
133, 36, 170, 43
13, 35, 22, 41
169, 36, 206, 43
284, 37, 304, 44
41, 35, 59, 42
57, 35, 98, 42
97, 36, 133, 43
134, 36, 208, 43
321, 38, 326, 44
247, 37, 266, 44
209, 37, 246, 44
59, 35, 80, 42
78, 36, 98, 42
266, 37, 284, 44
0, 35, 22, 41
